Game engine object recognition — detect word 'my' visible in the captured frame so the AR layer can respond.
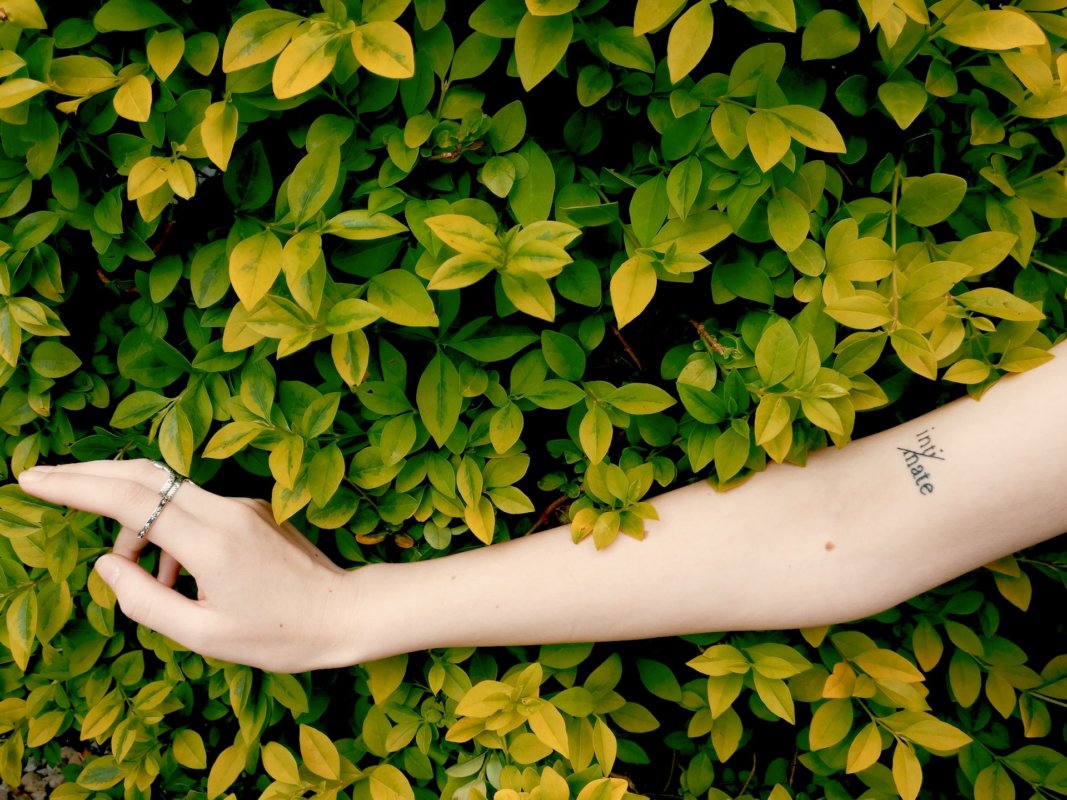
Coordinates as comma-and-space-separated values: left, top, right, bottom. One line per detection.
896, 428, 943, 496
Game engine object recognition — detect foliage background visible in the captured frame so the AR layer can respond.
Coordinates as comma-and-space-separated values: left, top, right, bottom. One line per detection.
0, 0, 1065, 798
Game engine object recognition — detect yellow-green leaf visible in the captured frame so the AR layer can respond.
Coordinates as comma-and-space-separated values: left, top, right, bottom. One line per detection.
351, 21, 415, 78
892, 741, 922, 800
273, 26, 340, 99
956, 287, 1044, 321
666, 0, 713, 83
229, 230, 283, 309
222, 9, 302, 72
772, 105, 846, 152
610, 254, 656, 328
940, 9, 1045, 50
173, 729, 207, 770
747, 110, 791, 172
5, 589, 37, 670
0, 77, 48, 109
148, 28, 185, 80
515, 11, 573, 91
202, 101, 238, 171
299, 724, 340, 781
206, 742, 247, 800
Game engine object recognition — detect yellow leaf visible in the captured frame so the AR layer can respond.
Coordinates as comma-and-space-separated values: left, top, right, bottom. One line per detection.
753, 673, 795, 723
528, 703, 570, 757
809, 698, 853, 749
147, 29, 185, 80
369, 764, 415, 800
351, 21, 415, 79
634, 0, 686, 34
666, 0, 713, 83
772, 105, 847, 152
0, 77, 48, 109
365, 654, 408, 704
299, 724, 340, 781
854, 648, 925, 684
173, 729, 207, 770
610, 254, 656, 328
114, 72, 155, 122
1, 0, 46, 28
272, 25, 341, 99
747, 110, 791, 172
846, 721, 883, 773
206, 742, 247, 800
127, 156, 170, 200
425, 214, 502, 258
222, 9, 303, 72
515, 11, 573, 91
261, 742, 300, 785
229, 231, 283, 309
940, 9, 1045, 50
202, 101, 238, 171
892, 741, 922, 800
5, 589, 36, 671
167, 158, 197, 199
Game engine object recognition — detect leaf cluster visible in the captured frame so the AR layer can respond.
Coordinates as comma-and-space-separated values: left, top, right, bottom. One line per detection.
0, 0, 1064, 798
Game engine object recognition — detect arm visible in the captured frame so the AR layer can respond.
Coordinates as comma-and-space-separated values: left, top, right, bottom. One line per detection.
350, 341, 1067, 662
17, 342, 1067, 672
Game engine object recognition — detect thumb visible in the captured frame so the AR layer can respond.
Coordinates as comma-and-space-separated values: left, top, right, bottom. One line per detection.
95, 555, 209, 651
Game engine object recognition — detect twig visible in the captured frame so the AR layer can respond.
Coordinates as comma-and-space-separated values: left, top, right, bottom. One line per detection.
688, 318, 729, 356
528, 494, 569, 534
610, 324, 643, 370
738, 754, 757, 797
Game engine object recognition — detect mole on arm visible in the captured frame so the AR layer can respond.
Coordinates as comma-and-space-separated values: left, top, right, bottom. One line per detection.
824, 541, 835, 552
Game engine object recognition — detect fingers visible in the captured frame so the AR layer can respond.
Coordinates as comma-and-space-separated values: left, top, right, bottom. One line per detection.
157, 551, 182, 588
94, 554, 215, 652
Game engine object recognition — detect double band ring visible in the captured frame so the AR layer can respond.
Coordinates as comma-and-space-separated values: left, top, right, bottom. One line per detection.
137, 462, 187, 540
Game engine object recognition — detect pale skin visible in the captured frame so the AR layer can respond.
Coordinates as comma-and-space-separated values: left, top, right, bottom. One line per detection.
16, 341, 1067, 673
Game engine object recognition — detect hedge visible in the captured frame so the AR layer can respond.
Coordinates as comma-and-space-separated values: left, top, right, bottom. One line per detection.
0, 0, 1065, 798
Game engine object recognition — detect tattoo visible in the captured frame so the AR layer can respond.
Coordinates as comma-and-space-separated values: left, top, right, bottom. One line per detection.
897, 428, 943, 496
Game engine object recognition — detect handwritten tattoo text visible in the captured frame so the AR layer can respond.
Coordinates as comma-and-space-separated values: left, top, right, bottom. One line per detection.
897, 428, 943, 496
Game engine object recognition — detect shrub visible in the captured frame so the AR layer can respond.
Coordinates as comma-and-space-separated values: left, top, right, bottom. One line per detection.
0, 0, 1064, 798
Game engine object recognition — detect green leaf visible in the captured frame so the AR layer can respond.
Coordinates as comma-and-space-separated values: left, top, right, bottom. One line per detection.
541, 330, 585, 380
580, 405, 612, 464
604, 383, 675, 414
898, 173, 967, 227
30, 341, 81, 378
714, 425, 749, 483
77, 756, 124, 791
939, 10, 1045, 50
111, 391, 169, 428
767, 196, 809, 252
666, 156, 702, 220
94, 0, 175, 32
755, 319, 798, 386
368, 271, 439, 327
878, 80, 927, 129
514, 11, 573, 91
801, 10, 859, 60
416, 351, 462, 447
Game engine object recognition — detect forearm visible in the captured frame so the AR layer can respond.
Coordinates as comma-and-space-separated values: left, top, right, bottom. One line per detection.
342, 345, 1067, 664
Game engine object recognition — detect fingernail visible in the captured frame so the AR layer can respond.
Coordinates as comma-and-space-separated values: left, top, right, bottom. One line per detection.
95, 557, 120, 587
18, 466, 51, 484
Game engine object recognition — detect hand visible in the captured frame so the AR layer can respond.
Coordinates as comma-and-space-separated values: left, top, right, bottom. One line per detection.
17, 459, 363, 672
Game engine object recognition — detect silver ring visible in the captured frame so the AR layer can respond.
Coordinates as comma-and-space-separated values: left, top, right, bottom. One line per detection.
137, 462, 187, 540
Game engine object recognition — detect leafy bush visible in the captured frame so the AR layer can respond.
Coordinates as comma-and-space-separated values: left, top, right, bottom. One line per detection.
0, 0, 1065, 798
